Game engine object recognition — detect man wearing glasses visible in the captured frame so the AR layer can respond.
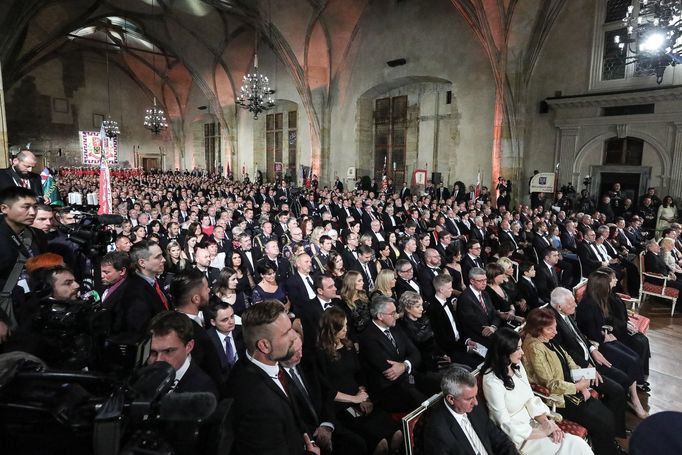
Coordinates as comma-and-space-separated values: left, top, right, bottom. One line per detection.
455, 267, 501, 349
359, 295, 433, 413
461, 240, 485, 281
395, 259, 421, 300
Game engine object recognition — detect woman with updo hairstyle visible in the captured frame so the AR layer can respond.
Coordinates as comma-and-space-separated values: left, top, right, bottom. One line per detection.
316, 307, 402, 454
522, 308, 619, 455
482, 328, 592, 454
369, 268, 397, 301
376, 241, 394, 272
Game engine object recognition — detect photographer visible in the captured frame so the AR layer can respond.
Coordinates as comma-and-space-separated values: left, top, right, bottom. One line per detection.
0, 186, 47, 344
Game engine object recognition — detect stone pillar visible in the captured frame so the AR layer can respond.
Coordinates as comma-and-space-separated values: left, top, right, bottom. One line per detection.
669, 122, 682, 197
0, 61, 8, 167
557, 126, 581, 187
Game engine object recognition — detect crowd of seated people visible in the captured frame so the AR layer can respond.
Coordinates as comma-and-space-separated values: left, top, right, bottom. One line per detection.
1, 169, 674, 454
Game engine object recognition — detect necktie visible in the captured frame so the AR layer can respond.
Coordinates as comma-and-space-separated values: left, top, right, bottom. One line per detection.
288, 367, 318, 421
478, 293, 487, 313
305, 275, 314, 289
461, 415, 487, 455
154, 280, 170, 310
384, 329, 398, 353
225, 335, 236, 366
564, 316, 589, 361
363, 263, 375, 288
276, 367, 289, 395
21, 179, 29, 189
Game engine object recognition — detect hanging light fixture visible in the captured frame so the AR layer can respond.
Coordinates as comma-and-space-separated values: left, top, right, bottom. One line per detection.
615, 0, 682, 84
236, 31, 275, 119
143, 0, 168, 134
103, 50, 120, 138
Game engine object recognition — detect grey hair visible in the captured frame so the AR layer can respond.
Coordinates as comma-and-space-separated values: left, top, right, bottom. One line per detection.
469, 266, 486, 280
550, 287, 573, 308
441, 366, 476, 397
646, 239, 659, 249
370, 294, 395, 319
398, 291, 422, 313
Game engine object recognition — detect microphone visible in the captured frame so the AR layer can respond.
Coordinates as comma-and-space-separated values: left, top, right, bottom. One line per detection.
158, 392, 217, 422
97, 214, 125, 225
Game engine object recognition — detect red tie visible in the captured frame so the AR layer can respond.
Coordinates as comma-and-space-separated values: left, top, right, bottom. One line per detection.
277, 367, 289, 395
478, 293, 487, 312
21, 179, 29, 189
154, 280, 170, 310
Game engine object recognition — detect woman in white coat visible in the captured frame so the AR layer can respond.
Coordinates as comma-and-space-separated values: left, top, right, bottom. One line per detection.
482, 327, 593, 455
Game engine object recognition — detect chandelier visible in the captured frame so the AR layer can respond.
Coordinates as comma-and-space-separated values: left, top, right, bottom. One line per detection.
615, 0, 682, 84
236, 35, 275, 119
144, 97, 168, 134
103, 52, 120, 138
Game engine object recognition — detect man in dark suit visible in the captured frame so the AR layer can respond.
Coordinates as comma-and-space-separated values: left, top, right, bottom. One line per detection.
399, 182, 411, 201
533, 247, 561, 303
395, 259, 422, 300
382, 205, 401, 233
239, 233, 262, 277
298, 275, 340, 360
417, 248, 443, 303
643, 239, 682, 290
193, 243, 221, 288
286, 253, 318, 313
206, 301, 243, 385
171, 269, 224, 391
350, 245, 377, 292
516, 262, 544, 310
211, 224, 232, 255
559, 221, 579, 254
401, 236, 423, 272
100, 251, 131, 313
225, 300, 319, 455
0, 150, 43, 199
548, 287, 630, 438
427, 275, 483, 369
359, 295, 427, 413
115, 240, 170, 335
455, 267, 501, 348
461, 240, 485, 285
422, 366, 517, 455
256, 239, 291, 284
148, 311, 218, 398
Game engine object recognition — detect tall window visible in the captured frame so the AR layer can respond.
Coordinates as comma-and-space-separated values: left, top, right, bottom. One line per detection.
266, 113, 283, 182
204, 122, 220, 173
287, 111, 297, 180
603, 136, 644, 165
374, 95, 407, 185
592, 0, 661, 88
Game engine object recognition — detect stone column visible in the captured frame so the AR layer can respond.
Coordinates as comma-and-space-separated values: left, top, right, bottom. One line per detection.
557, 126, 580, 187
0, 61, 8, 167
669, 122, 682, 197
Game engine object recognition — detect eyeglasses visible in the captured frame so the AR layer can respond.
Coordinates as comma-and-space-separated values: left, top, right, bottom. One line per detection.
380, 311, 398, 317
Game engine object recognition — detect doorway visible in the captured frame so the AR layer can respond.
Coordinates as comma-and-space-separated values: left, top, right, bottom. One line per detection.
590, 165, 651, 204
599, 172, 641, 203
142, 157, 159, 170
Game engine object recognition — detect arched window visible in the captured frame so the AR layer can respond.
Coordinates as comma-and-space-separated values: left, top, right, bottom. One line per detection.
374, 95, 407, 185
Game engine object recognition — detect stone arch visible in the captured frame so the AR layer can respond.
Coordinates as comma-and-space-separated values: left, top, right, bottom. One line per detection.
355, 76, 458, 186
573, 130, 670, 180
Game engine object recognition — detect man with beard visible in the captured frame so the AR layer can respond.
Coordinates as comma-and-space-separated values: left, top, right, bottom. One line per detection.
226, 300, 319, 455
0, 150, 43, 199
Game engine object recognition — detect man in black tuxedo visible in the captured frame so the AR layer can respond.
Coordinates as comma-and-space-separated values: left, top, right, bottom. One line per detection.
298, 275, 340, 360
359, 295, 426, 413
401, 236, 423, 272
427, 275, 483, 369
516, 262, 544, 311
399, 182, 411, 201
455, 267, 501, 348
533, 247, 561, 303
382, 205, 401, 233
239, 233, 262, 277
100, 251, 131, 313
115, 240, 170, 335
548, 287, 630, 438
256, 239, 291, 284
417, 248, 443, 303
461, 240, 485, 283
342, 232, 360, 269
422, 366, 517, 455
171, 269, 224, 391
211, 224, 232, 255
148, 311, 218, 398
225, 300, 319, 455
206, 301, 243, 385
193, 243, 220, 289
559, 220, 579, 254
286, 253, 318, 314
0, 150, 43, 199
395, 259, 422, 300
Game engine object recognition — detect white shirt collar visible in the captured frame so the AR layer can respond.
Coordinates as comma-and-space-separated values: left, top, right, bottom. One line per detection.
246, 351, 280, 379
175, 355, 192, 383
181, 311, 205, 327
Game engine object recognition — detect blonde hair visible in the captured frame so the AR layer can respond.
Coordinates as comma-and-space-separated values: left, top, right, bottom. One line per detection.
339, 270, 368, 310
497, 257, 514, 272
373, 268, 395, 295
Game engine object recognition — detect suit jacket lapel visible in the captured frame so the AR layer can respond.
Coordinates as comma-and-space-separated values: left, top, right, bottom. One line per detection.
448, 416, 477, 455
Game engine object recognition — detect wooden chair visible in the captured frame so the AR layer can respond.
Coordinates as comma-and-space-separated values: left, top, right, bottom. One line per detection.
638, 251, 679, 316
401, 392, 443, 455
528, 383, 589, 439
572, 278, 588, 303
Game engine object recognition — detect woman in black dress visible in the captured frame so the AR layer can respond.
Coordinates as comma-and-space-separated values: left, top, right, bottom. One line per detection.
443, 248, 465, 297
387, 232, 402, 264
317, 307, 402, 454
339, 271, 371, 342
226, 250, 254, 293
485, 263, 517, 324
326, 250, 346, 293
212, 267, 250, 315
375, 242, 394, 272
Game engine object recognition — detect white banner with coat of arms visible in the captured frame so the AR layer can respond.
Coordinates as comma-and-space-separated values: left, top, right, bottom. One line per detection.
79, 131, 118, 165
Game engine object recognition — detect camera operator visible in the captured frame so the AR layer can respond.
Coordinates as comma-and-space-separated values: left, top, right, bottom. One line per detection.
148, 310, 218, 399
46, 207, 86, 280
0, 186, 47, 344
